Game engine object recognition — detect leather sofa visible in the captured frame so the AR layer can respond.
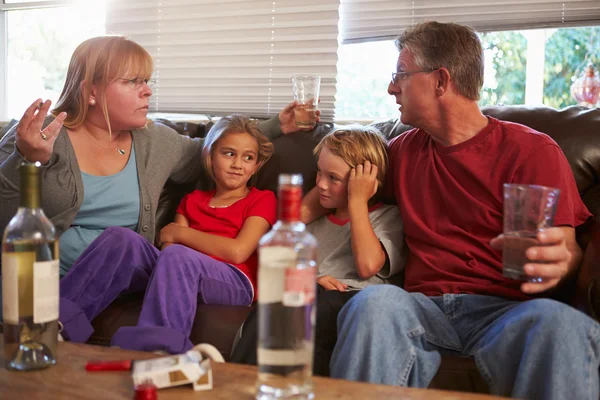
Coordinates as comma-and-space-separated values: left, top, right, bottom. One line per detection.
86, 105, 600, 394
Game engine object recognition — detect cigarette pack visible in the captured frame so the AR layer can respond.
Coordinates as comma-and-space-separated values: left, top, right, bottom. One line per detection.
131, 349, 213, 391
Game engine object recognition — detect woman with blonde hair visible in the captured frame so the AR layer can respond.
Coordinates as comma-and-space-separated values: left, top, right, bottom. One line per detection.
0, 35, 309, 344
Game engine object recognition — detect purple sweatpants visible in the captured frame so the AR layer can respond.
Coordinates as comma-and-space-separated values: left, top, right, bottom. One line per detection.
59, 227, 253, 353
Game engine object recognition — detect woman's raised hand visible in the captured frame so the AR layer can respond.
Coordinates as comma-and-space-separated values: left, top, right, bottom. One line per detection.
15, 99, 67, 164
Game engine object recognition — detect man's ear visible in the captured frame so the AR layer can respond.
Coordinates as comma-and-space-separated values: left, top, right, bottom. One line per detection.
436, 68, 452, 96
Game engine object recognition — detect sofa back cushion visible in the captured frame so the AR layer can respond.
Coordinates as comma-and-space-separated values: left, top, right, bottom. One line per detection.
156, 105, 600, 237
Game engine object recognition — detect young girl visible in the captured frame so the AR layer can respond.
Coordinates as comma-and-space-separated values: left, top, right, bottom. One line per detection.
232, 126, 406, 376
110, 114, 277, 353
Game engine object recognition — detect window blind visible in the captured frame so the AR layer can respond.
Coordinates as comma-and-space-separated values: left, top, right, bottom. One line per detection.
340, 0, 600, 44
106, 0, 339, 120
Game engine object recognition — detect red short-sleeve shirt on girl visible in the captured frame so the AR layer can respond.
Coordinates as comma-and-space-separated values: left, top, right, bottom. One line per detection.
386, 117, 592, 301
175, 187, 277, 296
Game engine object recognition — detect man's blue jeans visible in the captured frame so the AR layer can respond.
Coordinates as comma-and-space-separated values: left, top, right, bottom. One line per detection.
330, 285, 600, 400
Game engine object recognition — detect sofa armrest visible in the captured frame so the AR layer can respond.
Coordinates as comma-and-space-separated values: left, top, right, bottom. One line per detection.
574, 219, 600, 320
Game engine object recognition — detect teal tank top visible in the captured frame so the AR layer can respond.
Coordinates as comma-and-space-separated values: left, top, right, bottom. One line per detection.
59, 145, 140, 276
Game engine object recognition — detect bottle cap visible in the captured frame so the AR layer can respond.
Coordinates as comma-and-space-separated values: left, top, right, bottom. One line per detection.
134, 381, 158, 400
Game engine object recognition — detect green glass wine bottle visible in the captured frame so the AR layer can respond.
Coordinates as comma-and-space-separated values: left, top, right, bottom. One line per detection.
2, 162, 59, 371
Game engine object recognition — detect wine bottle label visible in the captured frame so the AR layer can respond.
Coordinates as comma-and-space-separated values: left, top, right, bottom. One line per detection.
33, 260, 59, 323
1, 253, 32, 325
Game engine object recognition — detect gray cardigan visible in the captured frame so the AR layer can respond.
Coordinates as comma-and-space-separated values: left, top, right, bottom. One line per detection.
0, 117, 282, 245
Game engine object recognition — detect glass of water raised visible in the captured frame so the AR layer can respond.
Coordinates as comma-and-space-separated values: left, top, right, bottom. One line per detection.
292, 75, 320, 131
502, 184, 560, 281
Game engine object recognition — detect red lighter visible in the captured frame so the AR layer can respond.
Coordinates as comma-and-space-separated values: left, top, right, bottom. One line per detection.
85, 359, 133, 372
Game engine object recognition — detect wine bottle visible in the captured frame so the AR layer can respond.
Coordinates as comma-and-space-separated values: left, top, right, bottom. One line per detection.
2, 162, 59, 371
256, 174, 318, 399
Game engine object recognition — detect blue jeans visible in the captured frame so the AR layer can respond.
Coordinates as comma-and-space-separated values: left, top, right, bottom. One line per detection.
331, 285, 600, 400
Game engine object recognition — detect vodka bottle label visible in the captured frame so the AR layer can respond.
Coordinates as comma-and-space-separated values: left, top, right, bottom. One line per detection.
283, 268, 316, 307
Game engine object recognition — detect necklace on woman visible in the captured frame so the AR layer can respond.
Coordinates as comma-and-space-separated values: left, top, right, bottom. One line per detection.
83, 130, 127, 156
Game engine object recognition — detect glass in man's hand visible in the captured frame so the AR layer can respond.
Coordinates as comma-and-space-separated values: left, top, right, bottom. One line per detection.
502, 184, 560, 281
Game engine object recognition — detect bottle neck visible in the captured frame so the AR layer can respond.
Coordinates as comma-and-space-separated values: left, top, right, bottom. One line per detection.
278, 184, 302, 223
20, 190, 41, 209
20, 165, 41, 209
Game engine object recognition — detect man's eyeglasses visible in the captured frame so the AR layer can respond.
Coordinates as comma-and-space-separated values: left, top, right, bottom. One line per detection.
119, 77, 157, 90
391, 69, 438, 84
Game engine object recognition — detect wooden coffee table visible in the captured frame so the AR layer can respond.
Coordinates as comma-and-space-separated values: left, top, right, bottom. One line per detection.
0, 339, 504, 399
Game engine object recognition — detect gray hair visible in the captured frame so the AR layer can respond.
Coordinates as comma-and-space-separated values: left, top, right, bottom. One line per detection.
396, 21, 484, 101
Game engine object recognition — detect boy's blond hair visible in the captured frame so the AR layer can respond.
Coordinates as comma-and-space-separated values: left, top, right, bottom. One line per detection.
314, 126, 389, 191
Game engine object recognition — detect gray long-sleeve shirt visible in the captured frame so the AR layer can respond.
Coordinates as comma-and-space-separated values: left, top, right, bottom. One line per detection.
307, 204, 407, 290
0, 117, 282, 250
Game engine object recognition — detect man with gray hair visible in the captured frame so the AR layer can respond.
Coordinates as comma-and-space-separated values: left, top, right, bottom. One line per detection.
330, 21, 600, 399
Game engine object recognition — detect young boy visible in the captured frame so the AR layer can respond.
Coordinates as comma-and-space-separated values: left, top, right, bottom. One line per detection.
310, 126, 405, 291
231, 126, 406, 376
306, 126, 405, 375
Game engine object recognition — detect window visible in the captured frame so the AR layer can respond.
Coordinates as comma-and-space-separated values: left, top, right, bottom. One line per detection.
335, 25, 600, 120
2, 2, 600, 122
1, 1, 106, 120
480, 31, 528, 106
335, 40, 399, 121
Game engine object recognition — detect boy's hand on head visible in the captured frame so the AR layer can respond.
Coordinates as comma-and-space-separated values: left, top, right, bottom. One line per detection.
278, 101, 321, 134
348, 161, 379, 206
317, 275, 348, 291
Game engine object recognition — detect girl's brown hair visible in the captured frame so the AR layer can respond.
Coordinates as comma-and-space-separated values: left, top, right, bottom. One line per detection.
202, 114, 274, 183
52, 35, 153, 134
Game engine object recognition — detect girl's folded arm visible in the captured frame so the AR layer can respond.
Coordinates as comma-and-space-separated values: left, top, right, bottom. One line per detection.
160, 214, 189, 250
174, 213, 190, 227
174, 216, 271, 264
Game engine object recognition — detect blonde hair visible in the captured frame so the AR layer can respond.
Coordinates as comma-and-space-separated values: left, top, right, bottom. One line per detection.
314, 126, 388, 193
202, 115, 274, 183
52, 35, 153, 134
396, 21, 484, 101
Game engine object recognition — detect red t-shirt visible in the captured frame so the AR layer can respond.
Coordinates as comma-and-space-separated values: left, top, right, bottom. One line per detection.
175, 187, 277, 297
387, 117, 592, 300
